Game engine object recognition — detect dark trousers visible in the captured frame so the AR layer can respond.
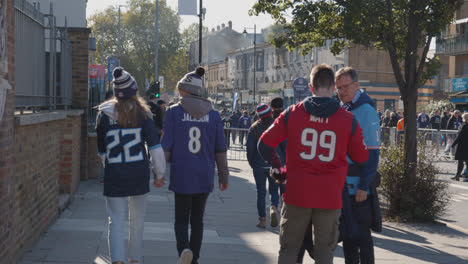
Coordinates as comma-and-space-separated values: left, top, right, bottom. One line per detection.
239, 131, 246, 145
174, 193, 209, 264
343, 199, 374, 264
224, 131, 231, 148
296, 220, 314, 263
456, 160, 468, 176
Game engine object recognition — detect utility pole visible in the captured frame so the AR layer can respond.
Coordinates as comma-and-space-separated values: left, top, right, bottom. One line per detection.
101, 23, 104, 65
253, 24, 256, 105
118, 5, 122, 66
198, 0, 202, 64
155, 0, 159, 80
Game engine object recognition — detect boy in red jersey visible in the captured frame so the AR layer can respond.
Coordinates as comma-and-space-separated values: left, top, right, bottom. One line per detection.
258, 64, 368, 264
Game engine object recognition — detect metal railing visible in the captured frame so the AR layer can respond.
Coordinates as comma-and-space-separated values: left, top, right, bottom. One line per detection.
14, 0, 72, 111
436, 34, 468, 55
224, 128, 249, 161
225, 127, 460, 162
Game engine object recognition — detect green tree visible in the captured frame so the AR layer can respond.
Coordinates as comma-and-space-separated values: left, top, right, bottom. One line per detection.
88, 0, 181, 92
250, 0, 463, 205
181, 23, 208, 51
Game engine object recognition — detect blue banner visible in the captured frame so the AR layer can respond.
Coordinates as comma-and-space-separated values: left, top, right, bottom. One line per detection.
452, 77, 468, 92
232, 92, 238, 112
107, 57, 118, 82
293, 77, 311, 102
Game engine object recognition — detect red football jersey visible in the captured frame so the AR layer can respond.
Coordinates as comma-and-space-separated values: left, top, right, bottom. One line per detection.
260, 101, 368, 209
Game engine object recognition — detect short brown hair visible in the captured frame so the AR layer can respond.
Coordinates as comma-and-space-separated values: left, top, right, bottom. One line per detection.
310, 64, 335, 90
335, 67, 358, 82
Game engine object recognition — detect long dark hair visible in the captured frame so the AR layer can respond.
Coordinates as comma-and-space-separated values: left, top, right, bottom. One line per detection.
98, 95, 150, 128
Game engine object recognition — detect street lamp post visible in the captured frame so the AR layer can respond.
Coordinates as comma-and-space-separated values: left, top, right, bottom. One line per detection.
243, 24, 256, 107
155, 0, 159, 80
118, 5, 125, 66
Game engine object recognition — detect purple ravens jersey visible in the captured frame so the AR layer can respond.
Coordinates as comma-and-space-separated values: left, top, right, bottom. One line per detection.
161, 104, 227, 194
96, 112, 160, 197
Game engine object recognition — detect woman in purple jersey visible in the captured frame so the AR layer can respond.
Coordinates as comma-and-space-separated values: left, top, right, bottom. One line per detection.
96, 67, 166, 264
159, 67, 229, 264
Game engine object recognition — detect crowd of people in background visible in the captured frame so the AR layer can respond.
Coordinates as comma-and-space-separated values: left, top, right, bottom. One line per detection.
96, 64, 467, 264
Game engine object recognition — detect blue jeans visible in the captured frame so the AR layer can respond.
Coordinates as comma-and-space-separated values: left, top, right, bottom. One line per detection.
253, 167, 280, 218
105, 194, 147, 263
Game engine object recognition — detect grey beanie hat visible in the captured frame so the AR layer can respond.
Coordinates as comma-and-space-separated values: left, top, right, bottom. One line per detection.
177, 66, 207, 97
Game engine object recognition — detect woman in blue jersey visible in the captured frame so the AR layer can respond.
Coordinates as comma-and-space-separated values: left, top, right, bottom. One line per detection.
96, 67, 166, 264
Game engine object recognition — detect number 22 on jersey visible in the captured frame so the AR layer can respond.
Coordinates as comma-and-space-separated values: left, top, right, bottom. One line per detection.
106, 128, 143, 164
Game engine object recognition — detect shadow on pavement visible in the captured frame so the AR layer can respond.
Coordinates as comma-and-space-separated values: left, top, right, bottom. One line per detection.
373, 224, 468, 263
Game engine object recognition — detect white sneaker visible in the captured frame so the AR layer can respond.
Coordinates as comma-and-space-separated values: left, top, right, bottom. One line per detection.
178, 248, 193, 264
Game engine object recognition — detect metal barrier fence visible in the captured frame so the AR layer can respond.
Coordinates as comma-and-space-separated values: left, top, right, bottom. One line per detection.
14, 0, 72, 111
225, 127, 460, 162
224, 128, 249, 161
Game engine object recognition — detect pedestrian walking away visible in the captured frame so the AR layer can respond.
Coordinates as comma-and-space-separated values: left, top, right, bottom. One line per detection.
160, 66, 229, 264
417, 110, 429, 128
258, 64, 369, 264
238, 111, 252, 146
270, 97, 287, 196
222, 112, 232, 148
445, 110, 463, 156
246, 104, 281, 228
96, 67, 166, 264
451, 113, 468, 181
336, 67, 381, 264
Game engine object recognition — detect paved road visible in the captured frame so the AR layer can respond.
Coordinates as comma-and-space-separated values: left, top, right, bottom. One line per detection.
435, 161, 468, 231
19, 160, 468, 264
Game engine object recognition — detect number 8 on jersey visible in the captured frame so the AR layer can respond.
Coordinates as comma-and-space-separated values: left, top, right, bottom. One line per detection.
188, 126, 202, 154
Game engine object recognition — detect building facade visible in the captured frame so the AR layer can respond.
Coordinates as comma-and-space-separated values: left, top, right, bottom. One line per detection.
189, 21, 253, 70
436, 0, 468, 112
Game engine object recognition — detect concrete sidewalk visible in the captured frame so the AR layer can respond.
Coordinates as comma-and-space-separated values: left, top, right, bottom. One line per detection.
19, 160, 468, 264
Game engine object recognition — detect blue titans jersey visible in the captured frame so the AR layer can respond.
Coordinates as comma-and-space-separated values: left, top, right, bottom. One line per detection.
96, 112, 160, 197
161, 104, 227, 194
347, 103, 381, 195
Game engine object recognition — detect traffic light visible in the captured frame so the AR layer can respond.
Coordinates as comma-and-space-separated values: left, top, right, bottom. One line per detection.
147, 81, 160, 98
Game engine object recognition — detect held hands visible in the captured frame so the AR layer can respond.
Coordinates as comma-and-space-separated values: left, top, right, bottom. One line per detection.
153, 177, 165, 188
219, 183, 228, 191
270, 167, 287, 184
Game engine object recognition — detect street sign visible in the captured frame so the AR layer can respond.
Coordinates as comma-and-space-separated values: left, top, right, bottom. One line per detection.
158, 76, 164, 89
293, 77, 311, 101
452, 77, 468, 92
178, 0, 197, 16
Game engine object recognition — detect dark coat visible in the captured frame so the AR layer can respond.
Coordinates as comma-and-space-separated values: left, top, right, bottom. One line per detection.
453, 123, 468, 161
389, 116, 399, 127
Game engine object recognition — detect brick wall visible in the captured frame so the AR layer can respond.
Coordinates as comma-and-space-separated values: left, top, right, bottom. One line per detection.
87, 134, 101, 180
59, 112, 83, 194
5, 111, 83, 263
11, 120, 61, 261
68, 28, 91, 180
0, 0, 15, 263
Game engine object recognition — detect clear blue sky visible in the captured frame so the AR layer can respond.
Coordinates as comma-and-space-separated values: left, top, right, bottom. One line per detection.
86, 0, 275, 33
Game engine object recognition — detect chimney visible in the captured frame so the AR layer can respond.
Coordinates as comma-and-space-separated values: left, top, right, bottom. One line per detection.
217, 25, 221, 31
221, 23, 225, 29
228, 21, 232, 30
